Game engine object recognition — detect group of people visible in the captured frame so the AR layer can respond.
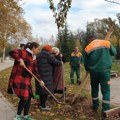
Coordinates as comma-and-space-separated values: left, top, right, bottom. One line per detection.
7, 43, 64, 120
7, 35, 116, 120
69, 36, 116, 114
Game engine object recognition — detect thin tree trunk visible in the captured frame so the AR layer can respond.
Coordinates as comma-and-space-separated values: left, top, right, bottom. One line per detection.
1, 47, 6, 62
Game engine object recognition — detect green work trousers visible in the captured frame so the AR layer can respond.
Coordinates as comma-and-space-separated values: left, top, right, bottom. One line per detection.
70, 66, 80, 84
90, 71, 110, 112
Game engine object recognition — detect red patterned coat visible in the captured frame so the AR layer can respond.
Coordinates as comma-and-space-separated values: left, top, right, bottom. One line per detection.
7, 49, 40, 100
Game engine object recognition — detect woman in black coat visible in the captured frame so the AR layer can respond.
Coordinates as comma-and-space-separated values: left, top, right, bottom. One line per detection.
35, 45, 62, 110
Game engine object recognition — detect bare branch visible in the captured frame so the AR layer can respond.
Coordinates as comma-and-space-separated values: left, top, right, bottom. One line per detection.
104, 0, 120, 5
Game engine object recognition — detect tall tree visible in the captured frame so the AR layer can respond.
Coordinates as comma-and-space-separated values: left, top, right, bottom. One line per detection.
114, 13, 120, 59
85, 15, 120, 59
0, 0, 32, 62
86, 18, 115, 39
57, 24, 75, 61
74, 29, 87, 49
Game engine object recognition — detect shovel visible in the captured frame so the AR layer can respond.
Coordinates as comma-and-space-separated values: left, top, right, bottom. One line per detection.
24, 66, 65, 105
71, 72, 89, 104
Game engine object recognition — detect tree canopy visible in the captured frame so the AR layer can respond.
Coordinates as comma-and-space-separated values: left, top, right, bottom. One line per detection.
0, 0, 32, 61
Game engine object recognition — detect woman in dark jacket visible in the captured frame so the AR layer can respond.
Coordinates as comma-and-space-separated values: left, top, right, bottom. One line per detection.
35, 44, 62, 110
8, 42, 44, 120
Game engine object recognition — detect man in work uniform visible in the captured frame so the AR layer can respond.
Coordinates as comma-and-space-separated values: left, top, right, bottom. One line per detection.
84, 36, 116, 112
70, 46, 83, 85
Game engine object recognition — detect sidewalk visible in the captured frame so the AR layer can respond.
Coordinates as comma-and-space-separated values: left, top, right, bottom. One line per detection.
87, 76, 120, 106
0, 60, 16, 120
111, 77, 120, 105
99, 77, 120, 106
0, 60, 14, 71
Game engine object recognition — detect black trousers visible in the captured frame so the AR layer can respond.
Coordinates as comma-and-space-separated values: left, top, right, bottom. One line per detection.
40, 95, 48, 108
17, 94, 32, 116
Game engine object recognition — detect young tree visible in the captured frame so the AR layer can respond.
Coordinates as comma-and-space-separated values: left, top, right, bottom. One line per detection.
47, 0, 72, 50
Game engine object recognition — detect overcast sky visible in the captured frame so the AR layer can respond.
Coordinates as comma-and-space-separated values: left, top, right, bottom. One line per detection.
21, 0, 120, 41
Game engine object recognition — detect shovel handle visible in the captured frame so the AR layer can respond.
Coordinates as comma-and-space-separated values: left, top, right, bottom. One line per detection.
71, 72, 89, 104
24, 66, 61, 104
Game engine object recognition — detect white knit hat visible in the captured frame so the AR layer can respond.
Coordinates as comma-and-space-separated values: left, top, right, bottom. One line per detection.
52, 47, 60, 54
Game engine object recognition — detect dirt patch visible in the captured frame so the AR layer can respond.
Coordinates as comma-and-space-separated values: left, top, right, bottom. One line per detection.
30, 94, 119, 120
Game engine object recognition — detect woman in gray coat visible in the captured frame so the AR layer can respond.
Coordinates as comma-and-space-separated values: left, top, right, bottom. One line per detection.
35, 45, 62, 110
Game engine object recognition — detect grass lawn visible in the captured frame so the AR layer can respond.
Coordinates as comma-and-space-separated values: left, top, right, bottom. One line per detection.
0, 61, 119, 120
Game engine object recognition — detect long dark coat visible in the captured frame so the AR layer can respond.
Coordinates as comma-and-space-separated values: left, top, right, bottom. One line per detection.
7, 49, 40, 100
53, 54, 66, 93
35, 50, 62, 95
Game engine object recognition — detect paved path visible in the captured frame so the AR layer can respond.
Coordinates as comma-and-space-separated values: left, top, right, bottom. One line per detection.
0, 60, 16, 120
111, 77, 120, 106
0, 60, 14, 71
88, 76, 120, 106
